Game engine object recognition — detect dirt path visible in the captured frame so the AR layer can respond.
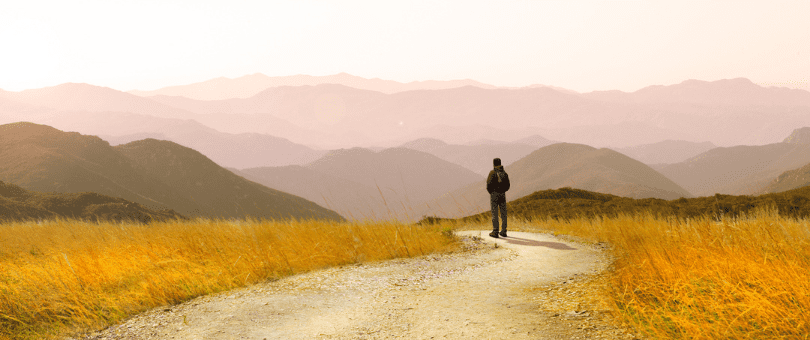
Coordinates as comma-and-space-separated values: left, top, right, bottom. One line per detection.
80, 231, 635, 339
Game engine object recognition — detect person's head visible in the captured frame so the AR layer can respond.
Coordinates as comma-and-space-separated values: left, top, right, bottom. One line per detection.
493, 158, 501, 167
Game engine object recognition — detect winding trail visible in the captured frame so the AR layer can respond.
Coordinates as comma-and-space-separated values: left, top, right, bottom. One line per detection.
82, 231, 633, 339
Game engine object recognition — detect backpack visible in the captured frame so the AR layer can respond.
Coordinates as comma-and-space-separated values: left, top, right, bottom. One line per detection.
492, 169, 510, 192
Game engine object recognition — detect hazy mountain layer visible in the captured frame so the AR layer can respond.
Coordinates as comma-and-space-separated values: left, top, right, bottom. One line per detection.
33, 111, 326, 169
759, 162, 810, 194
0, 83, 196, 120
423, 143, 693, 218
6, 76, 810, 149
659, 142, 810, 196
232, 147, 484, 221
231, 166, 412, 221
305, 147, 483, 212
610, 140, 717, 165
782, 127, 810, 144
584, 78, 810, 107
397, 137, 553, 176
148, 79, 810, 148
129, 72, 499, 99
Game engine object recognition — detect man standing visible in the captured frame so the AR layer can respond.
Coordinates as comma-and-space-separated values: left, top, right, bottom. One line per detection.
486, 158, 510, 238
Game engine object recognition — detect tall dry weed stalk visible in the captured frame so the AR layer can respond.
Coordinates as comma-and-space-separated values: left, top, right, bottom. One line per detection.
0, 218, 455, 339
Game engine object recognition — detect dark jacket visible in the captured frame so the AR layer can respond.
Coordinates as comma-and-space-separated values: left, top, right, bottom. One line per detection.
486, 165, 510, 194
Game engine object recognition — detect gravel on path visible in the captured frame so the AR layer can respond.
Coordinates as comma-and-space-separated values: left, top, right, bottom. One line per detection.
77, 230, 639, 339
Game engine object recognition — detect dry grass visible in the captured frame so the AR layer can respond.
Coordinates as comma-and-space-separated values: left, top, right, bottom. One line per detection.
0, 217, 456, 340
472, 208, 810, 339
6, 206, 808, 340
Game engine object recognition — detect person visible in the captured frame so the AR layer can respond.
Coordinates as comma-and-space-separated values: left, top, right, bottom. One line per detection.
486, 157, 510, 238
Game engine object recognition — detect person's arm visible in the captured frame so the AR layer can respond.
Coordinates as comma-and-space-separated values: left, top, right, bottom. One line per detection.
504, 172, 510, 192
486, 171, 494, 193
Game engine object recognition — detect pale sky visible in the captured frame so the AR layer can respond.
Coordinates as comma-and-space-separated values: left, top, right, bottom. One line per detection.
1, 0, 808, 93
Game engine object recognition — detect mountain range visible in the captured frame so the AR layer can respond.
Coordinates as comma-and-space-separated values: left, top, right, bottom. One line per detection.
4, 74, 810, 223
234, 147, 484, 221
4, 76, 810, 149
658, 128, 810, 197
397, 136, 555, 176
610, 140, 717, 165
0, 122, 343, 221
128, 72, 504, 99
422, 143, 693, 218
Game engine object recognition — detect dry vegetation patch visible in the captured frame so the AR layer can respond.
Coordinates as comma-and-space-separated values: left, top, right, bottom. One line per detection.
482, 209, 810, 339
0, 218, 456, 340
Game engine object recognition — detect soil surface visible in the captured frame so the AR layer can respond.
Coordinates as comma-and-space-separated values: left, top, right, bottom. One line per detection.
77, 230, 638, 339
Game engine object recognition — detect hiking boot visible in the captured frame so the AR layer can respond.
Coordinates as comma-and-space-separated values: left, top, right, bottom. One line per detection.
499, 231, 507, 237
489, 231, 499, 238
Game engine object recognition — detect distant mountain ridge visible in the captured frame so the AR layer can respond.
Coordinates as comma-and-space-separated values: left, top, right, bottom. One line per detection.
128, 73, 500, 100
128, 72, 577, 100
15, 110, 326, 170
306, 147, 483, 210
231, 165, 410, 221
659, 141, 810, 196
0, 83, 197, 120
759, 162, 810, 194
782, 127, 810, 144
585, 78, 810, 107
397, 136, 556, 176
611, 140, 717, 165
4, 76, 810, 148
235, 147, 484, 222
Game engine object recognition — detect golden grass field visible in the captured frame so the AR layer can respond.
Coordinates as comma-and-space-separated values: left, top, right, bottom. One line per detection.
3, 208, 809, 339
0, 218, 457, 339
458, 208, 810, 339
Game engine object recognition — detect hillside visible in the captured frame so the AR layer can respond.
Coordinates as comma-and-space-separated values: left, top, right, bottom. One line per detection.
422, 143, 692, 218
114, 138, 343, 221
231, 166, 411, 221
0, 122, 189, 209
39, 111, 325, 169
759, 162, 810, 194
782, 127, 810, 144
0, 180, 184, 223
0, 122, 343, 221
397, 137, 543, 176
1, 83, 196, 120
305, 147, 483, 213
512, 134, 557, 148
611, 140, 716, 165
453, 186, 810, 223
658, 142, 810, 196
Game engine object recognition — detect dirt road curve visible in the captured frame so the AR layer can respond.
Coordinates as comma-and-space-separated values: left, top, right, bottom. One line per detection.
80, 231, 635, 339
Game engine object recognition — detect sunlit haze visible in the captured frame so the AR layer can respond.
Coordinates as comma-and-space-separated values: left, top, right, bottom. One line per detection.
1, 0, 808, 92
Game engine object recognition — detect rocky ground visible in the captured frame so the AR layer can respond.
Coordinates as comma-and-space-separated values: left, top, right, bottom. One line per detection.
75, 230, 640, 339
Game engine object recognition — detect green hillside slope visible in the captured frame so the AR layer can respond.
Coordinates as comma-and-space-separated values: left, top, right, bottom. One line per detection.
0, 180, 184, 223
115, 138, 344, 221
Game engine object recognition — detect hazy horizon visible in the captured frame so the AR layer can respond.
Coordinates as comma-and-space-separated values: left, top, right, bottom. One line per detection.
2, 1, 808, 93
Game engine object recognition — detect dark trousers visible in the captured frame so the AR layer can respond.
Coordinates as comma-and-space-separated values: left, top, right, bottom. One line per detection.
490, 191, 507, 232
